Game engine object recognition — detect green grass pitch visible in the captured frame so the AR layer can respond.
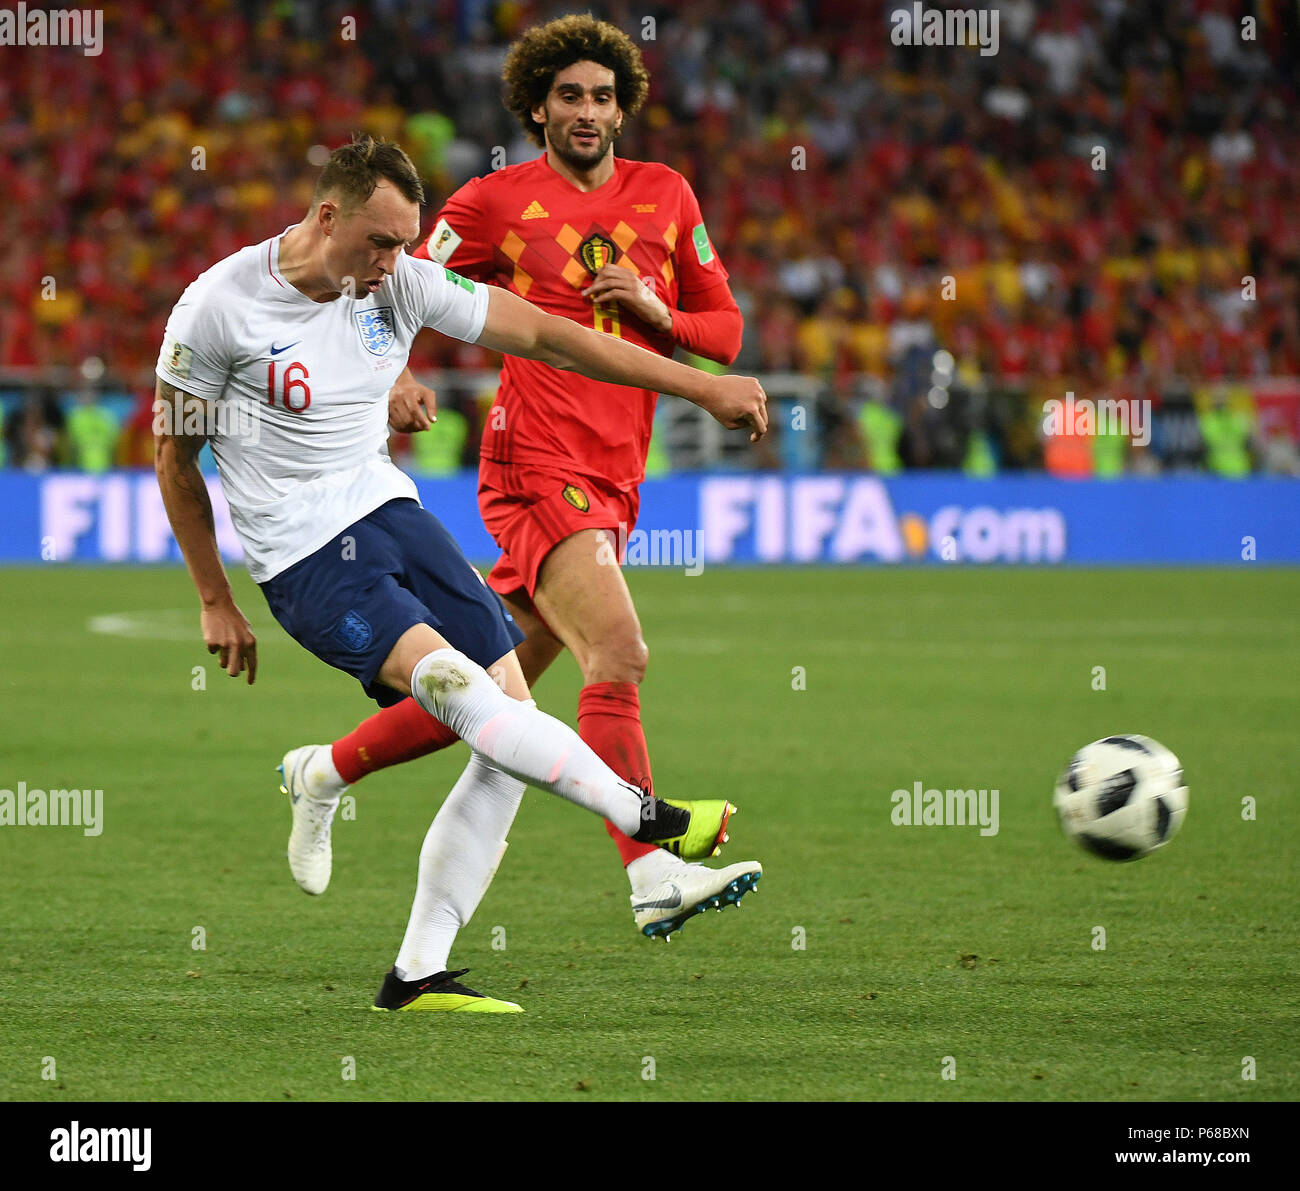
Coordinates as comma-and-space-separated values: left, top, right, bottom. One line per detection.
0, 563, 1295, 1101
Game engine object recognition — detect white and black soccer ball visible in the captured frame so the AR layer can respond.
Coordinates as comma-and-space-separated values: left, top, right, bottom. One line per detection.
1053, 735, 1188, 860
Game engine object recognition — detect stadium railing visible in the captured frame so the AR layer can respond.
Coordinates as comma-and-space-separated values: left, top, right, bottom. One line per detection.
2, 369, 1298, 477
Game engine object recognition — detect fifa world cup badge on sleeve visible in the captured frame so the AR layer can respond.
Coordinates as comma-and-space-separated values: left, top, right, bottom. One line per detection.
163, 336, 193, 380
426, 218, 463, 264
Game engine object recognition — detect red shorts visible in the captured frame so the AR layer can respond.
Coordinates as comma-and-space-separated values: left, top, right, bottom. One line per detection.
477, 460, 641, 598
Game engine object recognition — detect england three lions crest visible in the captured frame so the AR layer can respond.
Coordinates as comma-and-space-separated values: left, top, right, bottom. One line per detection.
355, 306, 396, 357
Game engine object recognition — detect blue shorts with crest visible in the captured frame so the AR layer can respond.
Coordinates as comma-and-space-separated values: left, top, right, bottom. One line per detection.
259, 498, 524, 707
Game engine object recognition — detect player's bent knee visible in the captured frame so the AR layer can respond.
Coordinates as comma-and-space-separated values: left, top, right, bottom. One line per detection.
415, 650, 477, 703
409, 649, 494, 743
630, 636, 649, 681
379, 622, 454, 696
409, 649, 539, 760
584, 634, 649, 684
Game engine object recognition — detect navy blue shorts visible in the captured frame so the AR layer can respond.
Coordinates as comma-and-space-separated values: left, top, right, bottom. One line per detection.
259, 498, 525, 707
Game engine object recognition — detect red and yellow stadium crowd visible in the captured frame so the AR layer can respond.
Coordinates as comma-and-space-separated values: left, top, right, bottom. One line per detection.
3, 0, 1297, 475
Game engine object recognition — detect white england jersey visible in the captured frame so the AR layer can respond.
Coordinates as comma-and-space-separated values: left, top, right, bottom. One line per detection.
155, 230, 489, 581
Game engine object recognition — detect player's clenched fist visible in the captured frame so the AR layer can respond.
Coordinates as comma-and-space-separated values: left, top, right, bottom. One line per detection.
703, 374, 769, 443
201, 600, 258, 684
387, 370, 438, 432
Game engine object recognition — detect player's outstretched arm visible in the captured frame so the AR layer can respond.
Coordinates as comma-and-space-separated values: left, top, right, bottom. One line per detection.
153, 380, 257, 683
475, 286, 768, 442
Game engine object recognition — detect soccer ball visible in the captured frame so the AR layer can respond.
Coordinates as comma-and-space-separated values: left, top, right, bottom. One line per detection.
1053, 735, 1188, 860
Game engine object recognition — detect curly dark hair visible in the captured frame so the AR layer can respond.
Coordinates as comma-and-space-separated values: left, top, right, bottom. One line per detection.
503, 14, 650, 148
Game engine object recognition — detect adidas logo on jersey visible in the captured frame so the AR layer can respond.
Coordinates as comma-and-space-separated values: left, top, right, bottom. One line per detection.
520, 200, 549, 220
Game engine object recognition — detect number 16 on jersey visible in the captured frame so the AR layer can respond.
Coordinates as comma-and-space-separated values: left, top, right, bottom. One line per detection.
267, 360, 312, 411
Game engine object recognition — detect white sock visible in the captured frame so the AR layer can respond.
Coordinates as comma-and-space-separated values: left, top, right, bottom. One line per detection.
394, 753, 524, 982
305, 745, 347, 804
410, 649, 644, 837
626, 848, 688, 895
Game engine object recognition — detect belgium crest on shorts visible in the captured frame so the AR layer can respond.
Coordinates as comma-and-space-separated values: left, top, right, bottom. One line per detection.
562, 483, 590, 512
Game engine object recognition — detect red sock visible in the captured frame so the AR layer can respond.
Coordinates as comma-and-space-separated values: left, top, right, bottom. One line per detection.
331, 698, 460, 784
577, 681, 659, 867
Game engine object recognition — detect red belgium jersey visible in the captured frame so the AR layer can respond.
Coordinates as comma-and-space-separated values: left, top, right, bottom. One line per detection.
413, 155, 730, 490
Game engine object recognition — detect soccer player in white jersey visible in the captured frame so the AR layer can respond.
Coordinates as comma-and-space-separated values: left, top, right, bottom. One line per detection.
154, 136, 768, 1012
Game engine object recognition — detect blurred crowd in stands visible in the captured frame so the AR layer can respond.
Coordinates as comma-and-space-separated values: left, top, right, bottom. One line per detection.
3, 0, 1298, 476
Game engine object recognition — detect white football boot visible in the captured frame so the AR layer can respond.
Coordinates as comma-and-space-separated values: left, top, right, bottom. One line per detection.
631, 860, 763, 939
279, 745, 341, 895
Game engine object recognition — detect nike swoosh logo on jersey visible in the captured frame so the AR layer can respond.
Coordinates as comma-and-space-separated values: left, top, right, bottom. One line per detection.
270, 342, 300, 356
632, 884, 683, 912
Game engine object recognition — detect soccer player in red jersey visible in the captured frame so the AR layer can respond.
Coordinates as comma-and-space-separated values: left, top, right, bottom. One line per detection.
281, 15, 764, 938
